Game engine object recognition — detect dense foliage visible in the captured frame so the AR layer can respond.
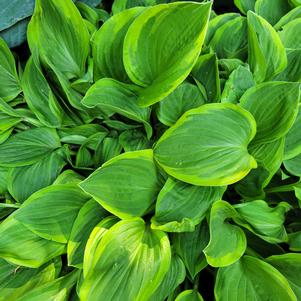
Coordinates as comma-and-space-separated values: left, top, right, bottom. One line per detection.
0, 0, 301, 300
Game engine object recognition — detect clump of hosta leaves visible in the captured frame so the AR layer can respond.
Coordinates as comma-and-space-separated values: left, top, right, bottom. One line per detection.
0, 0, 301, 300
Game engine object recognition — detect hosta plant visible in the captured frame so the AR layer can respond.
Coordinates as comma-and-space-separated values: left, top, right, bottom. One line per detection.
0, 0, 301, 300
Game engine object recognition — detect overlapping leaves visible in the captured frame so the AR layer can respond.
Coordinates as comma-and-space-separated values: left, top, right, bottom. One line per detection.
0, 0, 300, 300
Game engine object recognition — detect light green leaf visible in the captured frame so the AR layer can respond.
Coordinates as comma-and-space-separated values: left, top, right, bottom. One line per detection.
215, 256, 297, 301
175, 290, 204, 301
174, 220, 210, 279
83, 216, 119, 277
208, 16, 248, 60
267, 253, 301, 299
156, 82, 205, 126
53, 169, 84, 185
234, 200, 291, 243
0, 127, 61, 167
247, 11, 287, 83
22, 57, 63, 128
0, 258, 61, 301
7, 149, 66, 203
67, 199, 108, 268
27, 0, 90, 79
92, 7, 144, 82
221, 66, 255, 104
240, 82, 300, 145
153, 103, 257, 186
255, 0, 290, 25
278, 18, 301, 49
0, 215, 65, 268
80, 150, 162, 218
14, 184, 90, 243
123, 2, 211, 106
0, 112, 21, 132
191, 54, 220, 103
17, 270, 79, 301
204, 201, 246, 267
234, 0, 255, 15
0, 38, 21, 101
151, 178, 225, 232
82, 78, 152, 138
80, 218, 171, 301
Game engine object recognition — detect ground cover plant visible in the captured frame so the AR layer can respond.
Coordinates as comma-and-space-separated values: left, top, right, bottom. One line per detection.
0, 0, 301, 300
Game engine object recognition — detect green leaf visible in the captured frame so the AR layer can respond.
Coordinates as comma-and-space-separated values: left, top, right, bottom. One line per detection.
284, 108, 301, 160
16, 270, 79, 301
83, 216, 119, 277
234, 200, 291, 243
0, 38, 21, 101
0, 0, 34, 30
0, 258, 61, 301
79, 150, 162, 218
236, 138, 285, 199
247, 11, 287, 83
82, 78, 152, 138
234, 0, 255, 14
14, 184, 90, 243
0, 127, 61, 167
278, 18, 301, 49
7, 149, 66, 203
284, 153, 301, 176
22, 57, 63, 128
255, 0, 290, 25
67, 199, 108, 268
92, 7, 144, 82
94, 136, 123, 166
267, 253, 301, 299
27, 0, 90, 79
151, 177, 225, 232
274, 6, 301, 30
215, 256, 297, 301
156, 82, 205, 126
0, 112, 21, 132
119, 129, 151, 152
240, 82, 300, 145
0, 167, 8, 195
112, 0, 158, 14
205, 13, 240, 45
289, 232, 301, 251
175, 290, 204, 301
0, 18, 29, 48
80, 218, 171, 301
174, 220, 210, 279
150, 250, 186, 301
208, 16, 248, 60
191, 54, 220, 103
221, 66, 255, 104
0, 215, 65, 268
204, 201, 247, 267
153, 103, 257, 186
123, 2, 211, 106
